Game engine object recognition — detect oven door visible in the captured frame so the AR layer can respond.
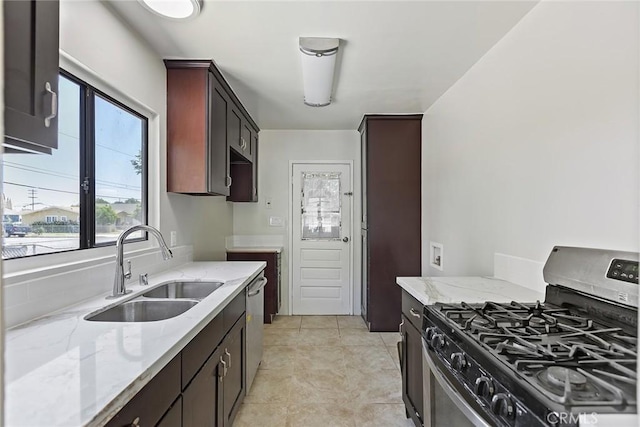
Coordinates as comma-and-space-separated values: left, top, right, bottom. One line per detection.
421, 338, 491, 427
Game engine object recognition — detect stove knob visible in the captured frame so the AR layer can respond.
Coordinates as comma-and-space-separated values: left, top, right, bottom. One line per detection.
430, 333, 445, 349
450, 352, 467, 371
424, 327, 436, 342
474, 376, 494, 399
490, 393, 514, 419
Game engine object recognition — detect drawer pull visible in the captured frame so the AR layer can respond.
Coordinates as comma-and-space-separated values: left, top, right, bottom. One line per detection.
225, 348, 232, 368
220, 357, 228, 380
130, 417, 140, 427
409, 308, 421, 318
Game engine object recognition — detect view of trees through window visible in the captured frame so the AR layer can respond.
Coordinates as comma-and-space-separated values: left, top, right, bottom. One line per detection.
2, 73, 147, 259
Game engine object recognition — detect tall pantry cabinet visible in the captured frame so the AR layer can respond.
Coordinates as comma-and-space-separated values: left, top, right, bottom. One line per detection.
360, 115, 422, 332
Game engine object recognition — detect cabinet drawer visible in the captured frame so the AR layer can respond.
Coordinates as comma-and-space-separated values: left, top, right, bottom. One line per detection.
105, 355, 181, 427
182, 314, 224, 389
223, 290, 246, 331
401, 290, 423, 330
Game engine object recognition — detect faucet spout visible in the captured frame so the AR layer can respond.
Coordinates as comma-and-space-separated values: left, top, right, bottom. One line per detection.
108, 225, 174, 299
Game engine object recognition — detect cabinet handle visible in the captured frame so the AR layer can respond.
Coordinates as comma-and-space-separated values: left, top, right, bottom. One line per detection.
129, 417, 140, 427
225, 348, 232, 368
399, 319, 404, 336
409, 308, 421, 318
44, 82, 58, 128
226, 176, 232, 188
220, 356, 228, 379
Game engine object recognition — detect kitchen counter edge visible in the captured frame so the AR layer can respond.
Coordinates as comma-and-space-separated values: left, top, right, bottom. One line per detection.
396, 276, 545, 306
5, 261, 266, 427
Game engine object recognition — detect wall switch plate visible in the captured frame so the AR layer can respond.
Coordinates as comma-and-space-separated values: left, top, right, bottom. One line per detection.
430, 241, 444, 271
265, 198, 273, 209
170, 231, 177, 247
269, 216, 284, 227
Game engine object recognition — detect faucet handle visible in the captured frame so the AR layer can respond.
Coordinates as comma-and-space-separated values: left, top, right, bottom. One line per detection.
139, 273, 148, 286
124, 260, 132, 280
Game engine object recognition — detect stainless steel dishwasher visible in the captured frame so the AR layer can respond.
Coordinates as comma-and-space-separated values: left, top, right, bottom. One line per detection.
246, 273, 267, 391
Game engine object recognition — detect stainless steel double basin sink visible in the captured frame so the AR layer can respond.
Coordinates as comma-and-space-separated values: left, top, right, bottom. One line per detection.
85, 281, 224, 322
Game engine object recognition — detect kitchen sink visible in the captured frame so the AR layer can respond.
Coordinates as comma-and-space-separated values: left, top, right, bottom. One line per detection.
85, 299, 199, 322
142, 281, 224, 300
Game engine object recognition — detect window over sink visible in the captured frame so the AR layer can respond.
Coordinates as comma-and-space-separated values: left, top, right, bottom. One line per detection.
2, 71, 148, 260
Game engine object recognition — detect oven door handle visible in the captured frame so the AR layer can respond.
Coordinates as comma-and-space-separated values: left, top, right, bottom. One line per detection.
422, 339, 492, 427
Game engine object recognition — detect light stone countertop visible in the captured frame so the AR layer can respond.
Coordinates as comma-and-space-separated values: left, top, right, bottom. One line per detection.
226, 246, 283, 253
397, 276, 545, 306
4, 261, 266, 427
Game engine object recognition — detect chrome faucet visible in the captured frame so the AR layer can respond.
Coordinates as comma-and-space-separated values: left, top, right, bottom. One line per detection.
108, 225, 173, 299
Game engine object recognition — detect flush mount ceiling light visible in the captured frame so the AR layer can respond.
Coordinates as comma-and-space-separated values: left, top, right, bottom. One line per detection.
140, 0, 203, 20
299, 37, 340, 107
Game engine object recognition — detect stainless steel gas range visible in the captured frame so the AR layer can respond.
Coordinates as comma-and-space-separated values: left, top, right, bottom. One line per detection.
421, 247, 638, 427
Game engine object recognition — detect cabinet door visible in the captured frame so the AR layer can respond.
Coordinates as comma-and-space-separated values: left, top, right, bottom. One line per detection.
156, 397, 182, 427
4, 0, 59, 154
209, 74, 230, 196
402, 315, 424, 426
183, 346, 224, 427
240, 121, 252, 161
222, 317, 246, 426
361, 229, 368, 324
251, 132, 258, 201
227, 105, 243, 154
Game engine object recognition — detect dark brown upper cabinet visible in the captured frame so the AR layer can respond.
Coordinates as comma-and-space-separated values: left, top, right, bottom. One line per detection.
3, 0, 60, 154
165, 60, 259, 200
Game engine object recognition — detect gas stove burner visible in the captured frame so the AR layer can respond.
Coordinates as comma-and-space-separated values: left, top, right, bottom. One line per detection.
545, 366, 587, 389
536, 367, 600, 400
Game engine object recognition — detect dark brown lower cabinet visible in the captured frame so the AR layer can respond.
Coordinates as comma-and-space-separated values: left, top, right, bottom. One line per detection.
157, 397, 182, 427
104, 355, 181, 427
105, 288, 250, 427
183, 346, 224, 427
401, 291, 424, 427
226, 251, 281, 323
222, 317, 246, 426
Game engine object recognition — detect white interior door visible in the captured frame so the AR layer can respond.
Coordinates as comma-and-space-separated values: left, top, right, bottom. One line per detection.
292, 163, 352, 315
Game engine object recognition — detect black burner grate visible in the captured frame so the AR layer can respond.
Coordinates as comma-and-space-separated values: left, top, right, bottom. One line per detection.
434, 300, 637, 407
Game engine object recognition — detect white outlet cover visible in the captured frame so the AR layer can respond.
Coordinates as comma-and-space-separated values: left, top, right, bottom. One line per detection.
170, 231, 177, 247
265, 198, 273, 209
430, 241, 444, 271
269, 216, 284, 227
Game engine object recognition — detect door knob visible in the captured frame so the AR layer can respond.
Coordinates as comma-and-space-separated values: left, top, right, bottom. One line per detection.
343, 237, 349, 242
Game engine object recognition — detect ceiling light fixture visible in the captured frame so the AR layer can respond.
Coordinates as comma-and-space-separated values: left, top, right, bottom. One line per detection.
140, 0, 203, 20
299, 37, 340, 107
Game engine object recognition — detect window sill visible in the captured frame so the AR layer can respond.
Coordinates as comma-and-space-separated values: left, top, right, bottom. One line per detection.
4, 240, 154, 286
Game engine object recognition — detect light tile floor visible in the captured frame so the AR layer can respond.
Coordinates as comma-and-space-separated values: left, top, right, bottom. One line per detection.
233, 315, 414, 427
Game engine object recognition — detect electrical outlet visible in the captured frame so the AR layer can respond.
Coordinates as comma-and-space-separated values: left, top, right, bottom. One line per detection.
265, 198, 273, 209
170, 231, 177, 247
269, 216, 284, 227
430, 241, 444, 271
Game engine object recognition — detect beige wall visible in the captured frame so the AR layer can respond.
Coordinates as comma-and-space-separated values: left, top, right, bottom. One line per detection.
233, 130, 360, 314
422, 1, 639, 276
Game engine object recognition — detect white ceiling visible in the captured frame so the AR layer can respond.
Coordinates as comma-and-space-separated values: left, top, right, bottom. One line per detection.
106, 1, 538, 130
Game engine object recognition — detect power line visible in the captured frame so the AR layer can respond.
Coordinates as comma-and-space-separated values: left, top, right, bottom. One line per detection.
96, 143, 138, 158
3, 161, 142, 190
3, 181, 136, 201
